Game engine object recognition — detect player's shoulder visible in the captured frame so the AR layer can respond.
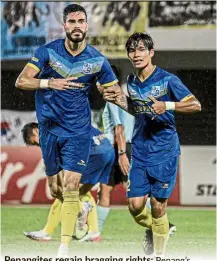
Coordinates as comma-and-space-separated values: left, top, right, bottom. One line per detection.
86, 44, 106, 59
156, 66, 177, 81
43, 39, 64, 49
35, 39, 64, 55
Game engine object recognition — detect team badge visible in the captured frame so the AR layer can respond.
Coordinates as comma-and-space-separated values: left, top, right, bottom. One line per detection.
151, 86, 161, 97
82, 62, 93, 74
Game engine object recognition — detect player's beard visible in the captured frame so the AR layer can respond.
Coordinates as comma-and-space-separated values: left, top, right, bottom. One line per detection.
66, 30, 86, 43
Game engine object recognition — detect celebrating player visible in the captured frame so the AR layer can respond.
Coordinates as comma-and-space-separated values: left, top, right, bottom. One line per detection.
102, 33, 201, 257
21, 122, 115, 243
98, 65, 176, 238
15, 4, 118, 256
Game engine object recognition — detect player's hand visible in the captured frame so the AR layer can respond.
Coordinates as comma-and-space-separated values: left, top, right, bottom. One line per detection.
49, 77, 84, 90
102, 85, 122, 101
118, 154, 130, 176
149, 95, 166, 119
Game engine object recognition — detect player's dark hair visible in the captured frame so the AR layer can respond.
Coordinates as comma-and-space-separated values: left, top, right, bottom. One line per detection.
125, 32, 154, 53
21, 122, 38, 145
63, 4, 87, 22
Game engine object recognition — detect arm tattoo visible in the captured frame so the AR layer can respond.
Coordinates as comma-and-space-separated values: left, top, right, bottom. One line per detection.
115, 91, 134, 115
116, 93, 128, 111
105, 83, 134, 115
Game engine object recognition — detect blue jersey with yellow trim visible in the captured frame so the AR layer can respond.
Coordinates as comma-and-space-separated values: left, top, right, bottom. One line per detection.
28, 39, 117, 137
127, 66, 193, 166
90, 127, 113, 155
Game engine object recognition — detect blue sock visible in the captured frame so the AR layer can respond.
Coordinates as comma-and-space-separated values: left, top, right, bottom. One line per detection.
146, 197, 151, 210
97, 206, 110, 233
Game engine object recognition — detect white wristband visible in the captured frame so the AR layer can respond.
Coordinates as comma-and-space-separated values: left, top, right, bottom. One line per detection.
39, 79, 49, 89
165, 102, 175, 110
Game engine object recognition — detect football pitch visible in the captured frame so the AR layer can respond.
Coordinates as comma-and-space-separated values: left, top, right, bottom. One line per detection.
1, 206, 216, 259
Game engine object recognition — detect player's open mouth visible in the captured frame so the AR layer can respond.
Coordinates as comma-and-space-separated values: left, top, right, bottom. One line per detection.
133, 60, 142, 65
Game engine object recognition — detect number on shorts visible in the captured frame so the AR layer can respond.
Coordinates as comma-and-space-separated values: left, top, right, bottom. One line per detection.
127, 180, 131, 191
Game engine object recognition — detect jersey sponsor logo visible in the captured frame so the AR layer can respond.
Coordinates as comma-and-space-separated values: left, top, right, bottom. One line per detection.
133, 104, 155, 115
82, 62, 93, 74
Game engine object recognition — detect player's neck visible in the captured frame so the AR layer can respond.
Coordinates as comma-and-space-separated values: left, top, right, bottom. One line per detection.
65, 39, 86, 56
137, 64, 156, 82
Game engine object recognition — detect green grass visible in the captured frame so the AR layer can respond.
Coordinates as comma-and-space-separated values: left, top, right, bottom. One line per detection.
1, 206, 216, 259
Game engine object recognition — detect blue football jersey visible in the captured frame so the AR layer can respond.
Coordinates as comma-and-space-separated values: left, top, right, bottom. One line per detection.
90, 127, 113, 155
28, 39, 117, 137
127, 66, 194, 166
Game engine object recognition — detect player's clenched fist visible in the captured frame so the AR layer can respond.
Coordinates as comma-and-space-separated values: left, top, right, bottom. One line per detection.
102, 84, 122, 102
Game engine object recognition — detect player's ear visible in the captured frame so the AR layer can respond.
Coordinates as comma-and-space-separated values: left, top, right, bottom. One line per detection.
62, 22, 66, 31
86, 22, 88, 32
150, 49, 155, 58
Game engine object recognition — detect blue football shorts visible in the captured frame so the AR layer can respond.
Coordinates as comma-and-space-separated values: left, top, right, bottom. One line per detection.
81, 149, 115, 185
127, 156, 179, 199
39, 126, 91, 176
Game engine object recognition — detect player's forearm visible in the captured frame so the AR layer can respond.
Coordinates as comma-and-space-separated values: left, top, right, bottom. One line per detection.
15, 76, 43, 90
114, 92, 134, 115
115, 125, 126, 152
103, 84, 134, 115
174, 97, 201, 113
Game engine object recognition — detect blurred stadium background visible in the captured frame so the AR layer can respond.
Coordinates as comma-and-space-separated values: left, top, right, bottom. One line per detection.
1, 1, 216, 259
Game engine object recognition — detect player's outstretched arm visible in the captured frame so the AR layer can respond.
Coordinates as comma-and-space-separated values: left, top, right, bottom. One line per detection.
150, 95, 201, 115
15, 65, 83, 91
172, 96, 201, 113
102, 84, 134, 115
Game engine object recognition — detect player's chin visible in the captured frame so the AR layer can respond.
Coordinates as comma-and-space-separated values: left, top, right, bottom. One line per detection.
71, 37, 84, 43
134, 64, 145, 69
132, 61, 145, 68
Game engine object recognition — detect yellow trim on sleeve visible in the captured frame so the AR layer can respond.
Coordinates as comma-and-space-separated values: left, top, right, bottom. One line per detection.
102, 79, 118, 87
27, 63, 40, 72
181, 95, 194, 102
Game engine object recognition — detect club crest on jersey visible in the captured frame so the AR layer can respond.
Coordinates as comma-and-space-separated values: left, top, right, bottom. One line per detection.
83, 62, 93, 74
151, 86, 161, 97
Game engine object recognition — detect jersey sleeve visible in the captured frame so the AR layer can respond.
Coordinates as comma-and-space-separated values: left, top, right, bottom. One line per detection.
108, 103, 123, 126
27, 45, 49, 73
97, 58, 118, 87
168, 76, 194, 102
